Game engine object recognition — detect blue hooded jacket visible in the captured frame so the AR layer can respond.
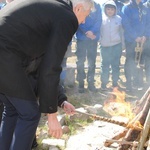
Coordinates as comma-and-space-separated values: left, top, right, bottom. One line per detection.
0, 2, 6, 9
76, 2, 102, 41
144, 0, 150, 37
121, 0, 148, 42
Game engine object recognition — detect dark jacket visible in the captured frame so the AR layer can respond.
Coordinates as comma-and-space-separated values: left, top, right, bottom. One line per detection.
0, 0, 78, 113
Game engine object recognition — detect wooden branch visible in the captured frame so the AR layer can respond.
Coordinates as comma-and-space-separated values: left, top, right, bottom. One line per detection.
105, 139, 138, 146
133, 87, 150, 114
138, 109, 150, 150
104, 129, 128, 147
147, 136, 150, 150
118, 94, 150, 150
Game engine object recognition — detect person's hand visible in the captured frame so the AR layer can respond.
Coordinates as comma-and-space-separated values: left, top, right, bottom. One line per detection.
86, 31, 96, 40
47, 113, 63, 139
62, 101, 75, 115
135, 37, 142, 43
141, 36, 146, 44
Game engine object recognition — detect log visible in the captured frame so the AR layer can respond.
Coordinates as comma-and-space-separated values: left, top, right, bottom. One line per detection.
138, 109, 150, 150
118, 94, 150, 150
133, 87, 150, 114
147, 136, 150, 150
104, 107, 143, 147
104, 129, 128, 147
105, 139, 138, 146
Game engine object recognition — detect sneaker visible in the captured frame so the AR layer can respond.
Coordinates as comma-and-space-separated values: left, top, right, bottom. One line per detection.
88, 85, 97, 92
100, 87, 109, 92
126, 86, 132, 92
137, 87, 143, 91
78, 87, 85, 93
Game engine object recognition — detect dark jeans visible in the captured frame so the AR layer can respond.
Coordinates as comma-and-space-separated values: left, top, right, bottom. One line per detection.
100, 43, 122, 88
76, 40, 97, 84
125, 41, 144, 88
0, 94, 41, 150
143, 39, 150, 85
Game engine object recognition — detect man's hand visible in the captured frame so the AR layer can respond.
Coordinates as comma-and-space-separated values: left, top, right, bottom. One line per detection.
47, 113, 62, 139
62, 101, 75, 115
86, 31, 96, 40
135, 37, 142, 43
135, 36, 146, 44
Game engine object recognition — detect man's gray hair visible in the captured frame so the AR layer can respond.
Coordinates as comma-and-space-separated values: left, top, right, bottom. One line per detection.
70, 0, 94, 11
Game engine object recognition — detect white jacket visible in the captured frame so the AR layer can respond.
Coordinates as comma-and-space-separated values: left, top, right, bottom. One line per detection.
100, 0, 124, 47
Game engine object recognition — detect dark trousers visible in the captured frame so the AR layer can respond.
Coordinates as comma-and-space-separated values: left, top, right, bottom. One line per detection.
76, 40, 97, 84
125, 41, 143, 88
0, 94, 41, 150
100, 43, 122, 88
143, 39, 150, 85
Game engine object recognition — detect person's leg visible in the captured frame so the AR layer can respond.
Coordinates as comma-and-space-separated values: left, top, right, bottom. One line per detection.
0, 94, 18, 150
87, 40, 97, 91
143, 40, 150, 87
100, 46, 111, 89
111, 43, 122, 87
60, 58, 67, 87
124, 41, 136, 90
0, 94, 41, 150
0, 101, 3, 123
76, 40, 86, 92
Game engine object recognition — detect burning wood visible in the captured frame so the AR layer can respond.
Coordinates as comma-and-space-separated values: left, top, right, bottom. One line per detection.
102, 88, 150, 150
103, 87, 135, 120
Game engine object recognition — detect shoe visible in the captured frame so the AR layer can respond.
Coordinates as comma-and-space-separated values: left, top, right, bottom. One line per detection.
137, 87, 143, 91
126, 87, 132, 92
100, 87, 109, 92
88, 85, 97, 92
78, 87, 85, 93
112, 85, 125, 91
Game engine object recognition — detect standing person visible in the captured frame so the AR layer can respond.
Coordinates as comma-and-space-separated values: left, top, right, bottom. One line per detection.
113, 0, 124, 16
75, 1, 102, 93
143, 0, 150, 87
121, 0, 147, 91
100, 0, 124, 90
0, 0, 94, 150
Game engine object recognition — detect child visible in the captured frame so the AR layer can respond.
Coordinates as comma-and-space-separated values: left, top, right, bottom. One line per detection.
100, 0, 124, 90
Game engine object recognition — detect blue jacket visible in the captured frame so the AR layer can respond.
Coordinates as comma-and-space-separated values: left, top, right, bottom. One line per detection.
144, 1, 150, 37
76, 2, 102, 41
0, 2, 6, 9
121, 0, 148, 42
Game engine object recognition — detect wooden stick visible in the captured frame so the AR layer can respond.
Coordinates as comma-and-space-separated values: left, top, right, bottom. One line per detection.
147, 136, 150, 150
138, 109, 150, 150
118, 94, 150, 150
105, 139, 138, 146
75, 110, 142, 131
133, 87, 150, 114
104, 129, 128, 147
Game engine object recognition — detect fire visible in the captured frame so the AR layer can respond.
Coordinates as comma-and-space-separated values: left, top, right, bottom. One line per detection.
103, 87, 135, 120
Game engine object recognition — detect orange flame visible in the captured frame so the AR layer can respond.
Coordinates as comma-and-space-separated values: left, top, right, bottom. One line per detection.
103, 87, 135, 120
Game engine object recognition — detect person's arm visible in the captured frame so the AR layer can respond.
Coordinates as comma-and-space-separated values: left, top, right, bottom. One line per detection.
86, 3, 102, 40
121, 5, 138, 41
38, 16, 78, 139
58, 84, 75, 115
38, 18, 78, 114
